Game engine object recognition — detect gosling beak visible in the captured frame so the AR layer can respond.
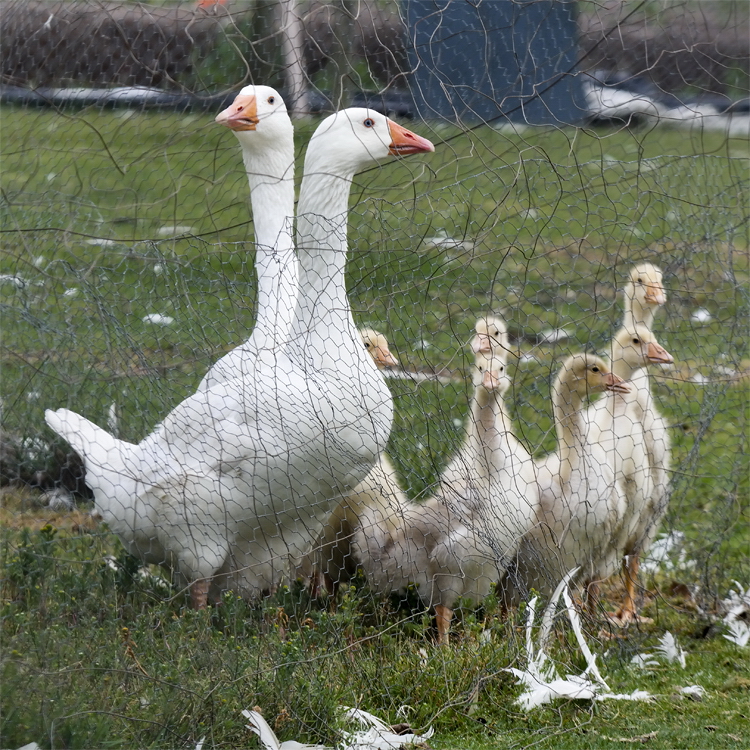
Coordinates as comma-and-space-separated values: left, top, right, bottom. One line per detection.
482, 369, 502, 390
373, 347, 399, 368
604, 372, 631, 394
471, 334, 492, 355
647, 341, 673, 365
216, 94, 259, 131
387, 120, 435, 156
645, 283, 667, 306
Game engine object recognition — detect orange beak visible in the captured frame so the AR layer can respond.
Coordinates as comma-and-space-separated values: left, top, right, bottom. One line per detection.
644, 283, 667, 306
482, 369, 502, 390
472, 334, 492, 355
604, 372, 631, 394
647, 341, 673, 365
387, 120, 435, 156
215, 94, 259, 131
372, 346, 399, 368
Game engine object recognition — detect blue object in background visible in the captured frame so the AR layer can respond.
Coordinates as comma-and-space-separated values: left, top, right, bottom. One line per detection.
405, 0, 586, 125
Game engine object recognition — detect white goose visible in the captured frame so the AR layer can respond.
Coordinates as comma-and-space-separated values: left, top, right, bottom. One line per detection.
508, 354, 630, 609
198, 85, 297, 392
45, 109, 434, 608
586, 326, 673, 624
355, 327, 519, 644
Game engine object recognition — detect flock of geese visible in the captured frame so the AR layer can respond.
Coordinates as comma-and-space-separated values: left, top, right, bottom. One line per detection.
45, 85, 673, 643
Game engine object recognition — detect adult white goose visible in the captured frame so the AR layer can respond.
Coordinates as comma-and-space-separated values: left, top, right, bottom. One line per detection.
355, 328, 519, 644
585, 326, 673, 624
45, 109, 434, 609
198, 85, 297, 392
508, 354, 630, 609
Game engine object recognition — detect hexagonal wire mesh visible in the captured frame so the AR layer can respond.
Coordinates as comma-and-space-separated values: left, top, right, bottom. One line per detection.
1, 0, 748, 747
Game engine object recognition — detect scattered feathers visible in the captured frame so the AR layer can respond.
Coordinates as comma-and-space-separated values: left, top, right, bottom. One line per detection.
504, 569, 654, 709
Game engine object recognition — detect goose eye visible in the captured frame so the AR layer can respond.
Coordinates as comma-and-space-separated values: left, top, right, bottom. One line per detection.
637, 277, 642, 283
363, 118, 375, 128
633, 337, 640, 344
592, 366, 600, 373
364, 342, 371, 348
268, 96, 275, 104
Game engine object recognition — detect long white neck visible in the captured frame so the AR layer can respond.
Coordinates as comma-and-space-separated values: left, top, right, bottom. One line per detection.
242, 145, 297, 351
552, 379, 586, 486
623, 289, 656, 331
469, 385, 500, 483
291, 169, 364, 369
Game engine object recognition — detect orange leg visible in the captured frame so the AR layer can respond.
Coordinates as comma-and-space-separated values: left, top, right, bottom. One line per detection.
585, 580, 600, 615
190, 578, 210, 610
611, 554, 652, 626
434, 604, 453, 646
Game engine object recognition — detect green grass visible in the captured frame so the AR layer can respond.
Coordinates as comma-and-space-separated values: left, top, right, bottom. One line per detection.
1, 104, 749, 747
1, 516, 749, 749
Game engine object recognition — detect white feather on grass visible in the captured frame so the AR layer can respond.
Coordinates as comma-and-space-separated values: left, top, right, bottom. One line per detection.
721, 583, 750, 646
240, 706, 433, 750
654, 632, 687, 668
678, 685, 706, 700
339, 707, 434, 750
723, 620, 750, 648
243, 709, 330, 750
722, 582, 750, 622
504, 569, 654, 709
632, 632, 687, 669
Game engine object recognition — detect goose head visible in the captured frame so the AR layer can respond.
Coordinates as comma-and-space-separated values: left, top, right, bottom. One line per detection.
303, 108, 434, 175
215, 85, 294, 150
626, 263, 667, 311
359, 328, 398, 368
473, 348, 509, 393
559, 353, 631, 399
612, 326, 674, 368
471, 315, 508, 355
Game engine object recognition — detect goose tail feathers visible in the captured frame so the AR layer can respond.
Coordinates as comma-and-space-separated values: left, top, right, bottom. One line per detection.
45, 408, 137, 497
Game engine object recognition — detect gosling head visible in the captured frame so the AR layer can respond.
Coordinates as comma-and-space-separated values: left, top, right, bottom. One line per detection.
359, 328, 398, 369
559, 353, 631, 398
627, 262, 667, 309
471, 315, 508, 355
612, 326, 674, 368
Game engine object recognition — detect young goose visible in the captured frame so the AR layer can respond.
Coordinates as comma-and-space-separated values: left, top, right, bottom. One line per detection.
440, 316, 509, 491
198, 85, 297, 392
356, 331, 521, 644
611, 264, 672, 624
623, 263, 666, 331
46, 110, 434, 609
508, 354, 630, 609
585, 326, 673, 620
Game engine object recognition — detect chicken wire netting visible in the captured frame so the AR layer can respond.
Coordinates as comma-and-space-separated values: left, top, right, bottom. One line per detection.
1, 0, 749, 747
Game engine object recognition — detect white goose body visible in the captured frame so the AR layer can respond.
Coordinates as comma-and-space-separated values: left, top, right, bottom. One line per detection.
198, 86, 297, 392
45, 108, 434, 606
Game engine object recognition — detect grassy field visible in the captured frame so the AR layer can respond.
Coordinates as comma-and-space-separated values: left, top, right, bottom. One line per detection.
1, 103, 749, 748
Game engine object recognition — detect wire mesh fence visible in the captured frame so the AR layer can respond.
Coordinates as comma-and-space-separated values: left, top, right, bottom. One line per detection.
1, 0, 748, 748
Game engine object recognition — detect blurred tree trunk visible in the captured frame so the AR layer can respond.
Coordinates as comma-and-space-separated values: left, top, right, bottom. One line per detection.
329, 0, 355, 109
280, 0, 309, 115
